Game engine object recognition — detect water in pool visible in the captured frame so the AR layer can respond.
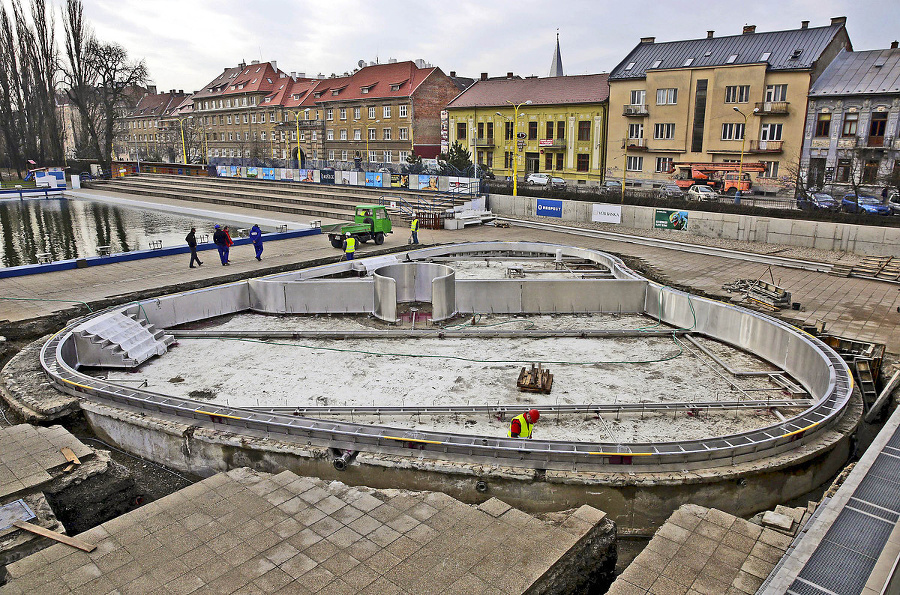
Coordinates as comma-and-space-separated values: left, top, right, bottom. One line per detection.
0, 197, 251, 267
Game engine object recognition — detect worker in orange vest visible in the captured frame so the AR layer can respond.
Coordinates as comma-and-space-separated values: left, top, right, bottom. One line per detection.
508, 409, 540, 439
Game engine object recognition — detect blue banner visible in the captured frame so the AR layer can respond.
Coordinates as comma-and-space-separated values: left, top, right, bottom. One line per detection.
261, 168, 276, 180
536, 199, 563, 218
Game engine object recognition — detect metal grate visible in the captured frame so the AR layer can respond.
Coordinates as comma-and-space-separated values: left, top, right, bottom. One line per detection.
853, 470, 900, 512
0, 499, 35, 531
847, 498, 900, 524
821, 507, 894, 555
787, 577, 838, 594
795, 540, 877, 594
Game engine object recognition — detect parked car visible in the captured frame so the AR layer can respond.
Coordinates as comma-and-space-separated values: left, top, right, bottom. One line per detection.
888, 192, 900, 215
686, 184, 718, 201
841, 193, 891, 215
549, 177, 567, 189
526, 173, 551, 185
656, 183, 684, 199
797, 192, 840, 211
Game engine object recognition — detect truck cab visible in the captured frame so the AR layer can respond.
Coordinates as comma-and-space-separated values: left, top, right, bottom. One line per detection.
327, 204, 393, 248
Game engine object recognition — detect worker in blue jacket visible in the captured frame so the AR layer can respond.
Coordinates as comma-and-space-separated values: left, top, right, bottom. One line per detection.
249, 224, 263, 261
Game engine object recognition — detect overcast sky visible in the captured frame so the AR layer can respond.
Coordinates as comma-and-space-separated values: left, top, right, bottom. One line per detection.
31, 0, 900, 92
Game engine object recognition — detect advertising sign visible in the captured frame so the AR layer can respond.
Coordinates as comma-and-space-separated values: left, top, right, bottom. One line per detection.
536, 199, 563, 218
440, 110, 449, 154
538, 139, 554, 147
320, 169, 335, 184
246, 167, 258, 178
591, 203, 622, 224
365, 172, 382, 187
300, 169, 315, 183
261, 168, 276, 180
418, 174, 439, 191
654, 209, 688, 230
391, 173, 409, 188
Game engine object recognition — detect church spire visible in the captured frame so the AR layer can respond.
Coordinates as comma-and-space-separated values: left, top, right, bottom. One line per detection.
549, 30, 564, 77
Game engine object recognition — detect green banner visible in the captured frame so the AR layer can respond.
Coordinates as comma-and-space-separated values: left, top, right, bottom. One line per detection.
654, 209, 688, 231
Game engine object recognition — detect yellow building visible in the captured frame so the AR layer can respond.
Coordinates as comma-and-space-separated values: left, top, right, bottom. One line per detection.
445, 74, 609, 184
607, 19, 850, 194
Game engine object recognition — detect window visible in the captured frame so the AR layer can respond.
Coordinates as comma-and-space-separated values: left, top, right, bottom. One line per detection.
354, 129, 361, 141
341, 150, 347, 161
383, 128, 391, 140
340, 129, 347, 140
399, 151, 409, 162
760, 123, 782, 141
815, 113, 831, 137
726, 54, 738, 64
759, 52, 771, 62
270, 112, 276, 122
545, 153, 553, 170
725, 85, 750, 103
654, 123, 675, 139
485, 151, 493, 168
630, 90, 646, 105
326, 129, 334, 141
368, 128, 376, 141
328, 150, 335, 161
383, 106, 391, 118
354, 107, 361, 119
578, 121, 591, 141
260, 131, 266, 141
326, 108, 333, 120
863, 160, 880, 183
369, 150, 377, 162
721, 123, 745, 140
528, 121, 538, 140
656, 157, 673, 173
761, 161, 779, 178
870, 112, 888, 141
577, 154, 590, 171
399, 105, 408, 117
545, 121, 554, 139
841, 113, 858, 137
384, 151, 392, 163
245, 132, 249, 140
280, 131, 285, 142
651, 60, 662, 69
765, 84, 787, 102
656, 88, 677, 105
456, 122, 466, 139
557, 121, 565, 139
227, 115, 232, 124
299, 132, 305, 141
312, 131, 317, 141
504, 151, 513, 168
683, 58, 694, 67
505, 121, 514, 140
243, 114, 248, 123
624, 62, 635, 71
339, 108, 346, 120
399, 127, 408, 140
628, 123, 643, 139
626, 156, 643, 171
368, 107, 376, 119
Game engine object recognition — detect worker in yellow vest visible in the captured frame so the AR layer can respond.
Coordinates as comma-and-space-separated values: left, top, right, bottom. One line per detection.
508, 409, 540, 439
410, 217, 419, 244
343, 234, 356, 260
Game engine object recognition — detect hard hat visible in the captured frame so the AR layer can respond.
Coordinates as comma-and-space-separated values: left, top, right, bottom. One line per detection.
528, 409, 540, 422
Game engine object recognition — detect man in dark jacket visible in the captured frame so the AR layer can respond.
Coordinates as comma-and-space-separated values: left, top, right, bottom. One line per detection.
213, 225, 229, 265
185, 227, 202, 268
249, 224, 263, 261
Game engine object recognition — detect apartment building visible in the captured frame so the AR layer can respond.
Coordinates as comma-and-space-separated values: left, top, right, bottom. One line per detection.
115, 88, 187, 162
445, 73, 609, 183
802, 43, 900, 194
607, 18, 850, 193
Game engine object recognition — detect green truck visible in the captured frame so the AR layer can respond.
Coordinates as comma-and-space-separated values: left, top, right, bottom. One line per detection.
327, 205, 393, 248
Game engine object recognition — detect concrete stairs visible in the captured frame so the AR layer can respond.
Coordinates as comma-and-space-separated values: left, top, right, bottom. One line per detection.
86, 173, 468, 224
71, 311, 174, 368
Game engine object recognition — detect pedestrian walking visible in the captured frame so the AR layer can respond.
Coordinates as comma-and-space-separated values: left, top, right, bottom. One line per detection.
410, 217, 419, 245
249, 224, 263, 261
224, 226, 234, 262
342, 234, 356, 260
508, 409, 540, 439
213, 224, 229, 266
185, 227, 202, 268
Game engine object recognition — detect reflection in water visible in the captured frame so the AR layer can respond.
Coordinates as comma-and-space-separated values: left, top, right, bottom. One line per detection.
0, 197, 237, 267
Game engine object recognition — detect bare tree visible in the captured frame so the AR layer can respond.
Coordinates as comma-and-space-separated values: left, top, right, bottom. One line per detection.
61, 0, 147, 175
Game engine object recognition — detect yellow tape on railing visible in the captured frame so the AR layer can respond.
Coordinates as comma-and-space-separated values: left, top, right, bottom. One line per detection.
195, 409, 242, 420
384, 435, 443, 445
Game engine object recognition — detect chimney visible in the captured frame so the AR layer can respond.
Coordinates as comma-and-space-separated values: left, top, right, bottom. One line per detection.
640, 36, 655, 44
707, 31, 714, 39
830, 16, 847, 26
178, 90, 183, 94
449, 71, 456, 77
480, 72, 488, 81
801, 20, 809, 29
743, 25, 756, 34
298, 72, 305, 78
507, 72, 514, 79
270, 61, 276, 70
892, 41, 899, 49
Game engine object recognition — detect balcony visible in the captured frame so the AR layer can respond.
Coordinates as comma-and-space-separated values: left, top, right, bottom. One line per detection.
538, 139, 567, 149
475, 137, 495, 147
749, 140, 783, 153
754, 101, 790, 115
623, 104, 649, 117
623, 138, 648, 151
866, 136, 892, 149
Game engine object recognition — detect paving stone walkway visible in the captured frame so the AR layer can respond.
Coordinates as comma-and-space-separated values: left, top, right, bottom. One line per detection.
0, 425, 92, 500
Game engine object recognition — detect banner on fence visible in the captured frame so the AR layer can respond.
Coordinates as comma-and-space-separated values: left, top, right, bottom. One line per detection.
591, 203, 621, 224
654, 209, 688, 231
419, 175, 439, 191
391, 173, 409, 188
247, 167, 258, 178
261, 168, 276, 180
320, 169, 335, 184
536, 199, 563, 218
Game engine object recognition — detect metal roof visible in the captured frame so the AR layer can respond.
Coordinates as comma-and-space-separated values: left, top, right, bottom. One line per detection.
809, 48, 900, 96
610, 24, 847, 80
445, 74, 609, 109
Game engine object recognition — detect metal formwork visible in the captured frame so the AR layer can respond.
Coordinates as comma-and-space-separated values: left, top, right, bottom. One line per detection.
39, 242, 855, 473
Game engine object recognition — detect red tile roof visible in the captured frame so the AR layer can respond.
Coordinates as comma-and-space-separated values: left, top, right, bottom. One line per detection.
313, 61, 437, 103
128, 91, 187, 118
446, 74, 610, 108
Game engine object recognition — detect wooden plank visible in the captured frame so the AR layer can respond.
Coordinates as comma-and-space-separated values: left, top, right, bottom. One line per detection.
13, 521, 96, 552
61, 447, 81, 465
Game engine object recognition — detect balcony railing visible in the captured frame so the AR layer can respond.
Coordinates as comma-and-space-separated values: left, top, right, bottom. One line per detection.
866, 135, 889, 148
623, 104, 649, 116
754, 101, 790, 115
475, 137, 495, 147
749, 140, 783, 153
623, 138, 648, 150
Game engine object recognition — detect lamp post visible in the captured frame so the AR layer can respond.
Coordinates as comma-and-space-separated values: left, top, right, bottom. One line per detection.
355, 119, 380, 170
732, 106, 759, 204
497, 100, 532, 196
177, 117, 191, 165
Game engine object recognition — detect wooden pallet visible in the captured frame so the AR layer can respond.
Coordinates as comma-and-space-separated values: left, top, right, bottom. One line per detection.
876, 259, 900, 281
517, 364, 553, 394
853, 256, 892, 277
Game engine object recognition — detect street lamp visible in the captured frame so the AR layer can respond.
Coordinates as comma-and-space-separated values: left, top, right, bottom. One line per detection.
498, 99, 531, 196
732, 106, 759, 203
177, 116, 191, 165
